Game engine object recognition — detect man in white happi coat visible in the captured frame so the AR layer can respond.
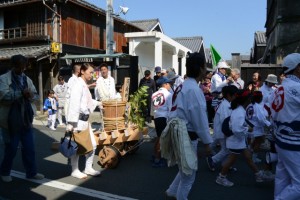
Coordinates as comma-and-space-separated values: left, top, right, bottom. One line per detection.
210, 61, 233, 110
210, 61, 232, 93
95, 63, 116, 101
53, 75, 68, 125
270, 53, 300, 200
165, 52, 212, 200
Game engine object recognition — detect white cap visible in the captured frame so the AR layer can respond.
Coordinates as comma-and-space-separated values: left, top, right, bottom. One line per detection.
282, 53, 300, 73
217, 61, 230, 69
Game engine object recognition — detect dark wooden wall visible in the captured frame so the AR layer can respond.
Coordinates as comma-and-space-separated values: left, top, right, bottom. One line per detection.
241, 66, 283, 86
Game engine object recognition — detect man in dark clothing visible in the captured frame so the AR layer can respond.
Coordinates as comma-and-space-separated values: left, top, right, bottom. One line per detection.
139, 70, 156, 123
153, 66, 162, 91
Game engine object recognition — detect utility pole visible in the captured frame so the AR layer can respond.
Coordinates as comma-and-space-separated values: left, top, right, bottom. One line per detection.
106, 0, 114, 57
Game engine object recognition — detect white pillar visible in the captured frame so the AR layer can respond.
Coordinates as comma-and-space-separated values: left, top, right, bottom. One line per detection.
154, 39, 162, 67
181, 56, 187, 76
172, 47, 179, 72
128, 39, 140, 56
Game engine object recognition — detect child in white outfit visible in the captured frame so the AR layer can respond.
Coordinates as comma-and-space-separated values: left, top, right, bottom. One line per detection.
246, 91, 271, 162
216, 89, 266, 187
206, 85, 238, 171
43, 90, 58, 131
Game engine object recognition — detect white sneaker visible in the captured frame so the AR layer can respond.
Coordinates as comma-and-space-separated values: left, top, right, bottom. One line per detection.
262, 170, 275, 181
50, 127, 56, 131
165, 191, 176, 199
255, 170, 265, 182
216, 175, 234, 187
1, 175, 12, 182
28, 173, 44, 180
84, 168, 101, 176
71, 169, 88, 179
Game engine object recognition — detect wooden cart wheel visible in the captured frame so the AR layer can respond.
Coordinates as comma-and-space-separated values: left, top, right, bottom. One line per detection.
123, 140, 140, 155
98, 145, 120, 169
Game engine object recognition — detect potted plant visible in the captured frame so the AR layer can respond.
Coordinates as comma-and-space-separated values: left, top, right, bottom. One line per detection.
127, 85, 149, 131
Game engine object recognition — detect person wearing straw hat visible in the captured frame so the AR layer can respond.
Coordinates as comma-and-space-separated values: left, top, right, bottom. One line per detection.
270, 53, 300, 200
210, 61, 232, 93
259, 74, 278, 112
210, 61, 233, 110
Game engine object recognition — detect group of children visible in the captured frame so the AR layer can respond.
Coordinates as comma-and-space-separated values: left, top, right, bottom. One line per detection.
151, 73, 276, 187
207, 85, 275, 187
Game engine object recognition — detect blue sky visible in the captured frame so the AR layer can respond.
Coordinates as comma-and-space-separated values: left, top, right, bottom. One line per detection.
87, 0, 266, 60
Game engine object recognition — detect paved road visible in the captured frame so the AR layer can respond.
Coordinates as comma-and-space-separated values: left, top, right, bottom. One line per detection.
0, 116, 274, 200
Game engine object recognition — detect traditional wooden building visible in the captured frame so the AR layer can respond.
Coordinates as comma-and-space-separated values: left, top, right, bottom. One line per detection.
250, 31, 267, 63
0, 0, 142, 110
261, 0, 300, 64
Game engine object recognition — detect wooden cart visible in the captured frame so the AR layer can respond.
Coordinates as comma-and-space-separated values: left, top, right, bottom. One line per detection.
93, 99, 147, 169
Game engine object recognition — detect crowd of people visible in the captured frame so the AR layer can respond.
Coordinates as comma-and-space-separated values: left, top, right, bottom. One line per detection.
140, 53, 300, 200
0, 52, 299, 200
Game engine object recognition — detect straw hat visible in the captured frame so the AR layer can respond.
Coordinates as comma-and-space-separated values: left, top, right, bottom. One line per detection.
265, 74, 278, 84
217, 61, 230, 69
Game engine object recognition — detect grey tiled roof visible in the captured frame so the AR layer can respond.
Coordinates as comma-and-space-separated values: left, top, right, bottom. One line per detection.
0, 0, 39, 7
255, 31, 266, 46
205, 48, 212, 63
129, 19, 160, 32
241, 55, 250, 61
173, 36, 203, 53
0, 45, 50, 60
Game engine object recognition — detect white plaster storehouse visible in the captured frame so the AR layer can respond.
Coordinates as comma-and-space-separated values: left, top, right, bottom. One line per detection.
126, 19, 205, 79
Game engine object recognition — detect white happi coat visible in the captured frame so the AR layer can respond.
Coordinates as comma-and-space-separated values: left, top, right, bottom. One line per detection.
64, 74, 79, 119
211, 72, 227, 93
259, 83, 276, 108
94, 76, 116, 101
246, 102, 271, 137
169, 78, 212, 144
53, 82, 68, 107
271, 75, 300, 150
226, 105, 249, 149
67, 77, 98, 131
152, 87, 172, 119
213, 99, 232, 139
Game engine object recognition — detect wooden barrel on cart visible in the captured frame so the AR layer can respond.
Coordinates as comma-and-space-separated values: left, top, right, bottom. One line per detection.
102, 101, 126, 131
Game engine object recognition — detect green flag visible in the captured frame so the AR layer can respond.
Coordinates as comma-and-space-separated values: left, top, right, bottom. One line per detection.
210, 44, 222, 68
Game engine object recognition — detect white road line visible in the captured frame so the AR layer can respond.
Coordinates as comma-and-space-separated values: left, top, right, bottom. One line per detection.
11, 170, 138, 200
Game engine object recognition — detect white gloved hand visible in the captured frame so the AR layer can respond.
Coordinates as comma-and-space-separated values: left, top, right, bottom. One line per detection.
98, 101, 104, 110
